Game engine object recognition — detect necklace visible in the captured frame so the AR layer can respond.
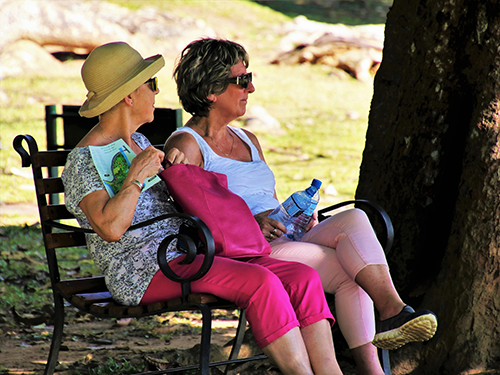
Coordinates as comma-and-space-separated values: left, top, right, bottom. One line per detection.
207, 129, 235, 157
98, 124, 116, 142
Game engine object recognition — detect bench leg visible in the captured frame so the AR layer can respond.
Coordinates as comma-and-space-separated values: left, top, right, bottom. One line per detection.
225, 309, 247, 374
199, 304, 212, 375
380, 348, 392, 375
44, 293, 65, 375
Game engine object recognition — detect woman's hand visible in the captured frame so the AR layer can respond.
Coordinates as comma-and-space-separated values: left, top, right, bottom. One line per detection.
305, 211, 318, 232
128, 146, 164, 181
163, 147, 190, 167
254, 209, 287, 243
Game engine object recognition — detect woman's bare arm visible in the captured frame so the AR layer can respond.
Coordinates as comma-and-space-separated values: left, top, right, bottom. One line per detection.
79, 146, 164, 242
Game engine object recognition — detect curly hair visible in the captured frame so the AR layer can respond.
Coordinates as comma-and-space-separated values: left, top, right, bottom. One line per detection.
174, 38, 249, 117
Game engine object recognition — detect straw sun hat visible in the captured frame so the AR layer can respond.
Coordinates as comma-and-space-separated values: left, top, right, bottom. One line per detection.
79, 42, 165, 118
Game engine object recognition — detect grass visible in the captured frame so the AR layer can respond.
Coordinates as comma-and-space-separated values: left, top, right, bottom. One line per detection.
0, 225, 99, 312
74, 357, 144, 375
253, 0, 391, 25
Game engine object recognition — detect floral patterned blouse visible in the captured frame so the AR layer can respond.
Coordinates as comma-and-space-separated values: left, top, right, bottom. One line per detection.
62, 133, 185, 306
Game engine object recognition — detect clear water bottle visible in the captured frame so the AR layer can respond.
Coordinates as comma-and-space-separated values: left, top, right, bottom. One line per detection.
268, 179, 322, 241
288, 183, 321, 241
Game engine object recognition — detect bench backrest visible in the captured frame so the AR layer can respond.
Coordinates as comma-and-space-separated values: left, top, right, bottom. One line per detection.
14, 135, 85, 285
45, 104, 183, 150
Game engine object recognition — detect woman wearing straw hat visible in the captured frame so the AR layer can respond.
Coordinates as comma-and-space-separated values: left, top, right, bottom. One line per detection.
61, 41, 344, 375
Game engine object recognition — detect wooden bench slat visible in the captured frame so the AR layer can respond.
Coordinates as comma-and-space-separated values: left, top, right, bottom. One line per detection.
46, 232, 86, 249
127, 305, 147, 315
33, 150, 70, 168
109, 305, 130, 316
72, 292, 113, 308
36, 177, 64, 195
57, 276, 107, 296
40, 204, 75, 221
147, 301, 168, 312
89, 302, 114, 315
188, 293, 219, 304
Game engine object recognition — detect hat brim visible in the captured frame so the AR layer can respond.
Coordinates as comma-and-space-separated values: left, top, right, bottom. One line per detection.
79, 55, 165, 118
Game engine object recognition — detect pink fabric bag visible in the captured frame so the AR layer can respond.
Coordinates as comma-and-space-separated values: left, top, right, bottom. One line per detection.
159, 164, 271, 258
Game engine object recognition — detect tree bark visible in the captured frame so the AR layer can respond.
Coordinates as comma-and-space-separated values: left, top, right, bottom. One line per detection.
356, 0, 500, 373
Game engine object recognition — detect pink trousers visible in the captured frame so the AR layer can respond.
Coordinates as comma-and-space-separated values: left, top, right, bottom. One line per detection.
270, 208, 388, 349
140, 255, 334, 348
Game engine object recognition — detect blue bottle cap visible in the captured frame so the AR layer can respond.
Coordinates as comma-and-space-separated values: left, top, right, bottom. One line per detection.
311, 179, 322, 189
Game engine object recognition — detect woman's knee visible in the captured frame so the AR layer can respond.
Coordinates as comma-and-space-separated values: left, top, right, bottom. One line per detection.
247, 266, 290, 296
284, 263, 324, 293
336, 208, 371, 229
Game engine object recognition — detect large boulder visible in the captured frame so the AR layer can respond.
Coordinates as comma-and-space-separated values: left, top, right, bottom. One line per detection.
272, 16, 384, 82
0, 0, 216, 78
0, 39, 67, 78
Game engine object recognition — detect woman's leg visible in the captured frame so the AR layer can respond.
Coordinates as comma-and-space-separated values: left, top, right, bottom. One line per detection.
142, 255, 298, 346
355, 264, 405, 320
270, 233, 378, 349
270, 208, 393, 373
351, 343, 385, 375
141, 255, 326, 374
261, 327, 314, 375
301, 209, 437, 350
248, 256, 341, 375
301, 319, 343, 375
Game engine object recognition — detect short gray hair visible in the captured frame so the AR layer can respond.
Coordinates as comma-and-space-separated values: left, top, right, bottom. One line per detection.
174, 38, 249, 117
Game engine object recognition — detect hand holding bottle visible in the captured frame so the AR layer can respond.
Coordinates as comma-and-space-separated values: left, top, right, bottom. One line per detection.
254, 209, 287, 242
268, 179, 322, 241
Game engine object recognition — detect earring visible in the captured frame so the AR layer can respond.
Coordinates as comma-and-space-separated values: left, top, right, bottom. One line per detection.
130, 101, 133, 105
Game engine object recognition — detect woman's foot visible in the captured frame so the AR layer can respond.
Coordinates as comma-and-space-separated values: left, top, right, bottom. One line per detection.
372, 306, 437, 350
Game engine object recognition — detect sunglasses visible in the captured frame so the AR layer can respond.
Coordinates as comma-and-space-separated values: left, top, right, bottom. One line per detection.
226, 72, 252, 89
145, 77, 158, 92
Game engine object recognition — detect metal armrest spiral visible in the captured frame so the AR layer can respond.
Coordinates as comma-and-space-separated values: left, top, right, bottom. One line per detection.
157, 214, 215, 299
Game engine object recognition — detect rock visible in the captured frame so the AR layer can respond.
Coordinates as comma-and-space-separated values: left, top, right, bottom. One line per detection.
0, 88, 10, 103
0, 0, 216, 77
324, 184, 339, 196
0, 0, 137, 53
0, 39, 66, 78
272, 16, 384, 82
242, 105, 284, 134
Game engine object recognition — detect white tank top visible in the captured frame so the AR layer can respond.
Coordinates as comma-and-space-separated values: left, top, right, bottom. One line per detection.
173, 126, 279, 214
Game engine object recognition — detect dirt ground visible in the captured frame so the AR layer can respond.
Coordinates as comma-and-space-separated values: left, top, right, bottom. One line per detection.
0, 308, 273, 374
0, 305, 359, 375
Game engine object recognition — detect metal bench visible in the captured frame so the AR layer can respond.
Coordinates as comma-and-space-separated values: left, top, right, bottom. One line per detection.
13, 133, 269, 375
12, 104, 393, 374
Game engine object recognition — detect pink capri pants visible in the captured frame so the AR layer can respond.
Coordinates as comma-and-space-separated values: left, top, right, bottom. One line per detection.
270, 208, 388, 349
140, 255, 334, 348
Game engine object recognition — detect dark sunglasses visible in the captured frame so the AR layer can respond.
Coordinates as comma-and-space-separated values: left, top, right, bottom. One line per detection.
145, 77, 158, 92
226, 72, 252, 89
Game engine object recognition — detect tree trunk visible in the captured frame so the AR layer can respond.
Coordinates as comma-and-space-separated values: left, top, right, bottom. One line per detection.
356, 0, 500, 373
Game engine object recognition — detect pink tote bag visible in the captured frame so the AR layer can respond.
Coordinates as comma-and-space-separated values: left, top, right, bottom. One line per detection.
159, 164, 271, 258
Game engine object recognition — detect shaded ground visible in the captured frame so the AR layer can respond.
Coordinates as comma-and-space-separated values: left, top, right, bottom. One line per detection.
0, 305, 359, 375
0, 308, 276, 374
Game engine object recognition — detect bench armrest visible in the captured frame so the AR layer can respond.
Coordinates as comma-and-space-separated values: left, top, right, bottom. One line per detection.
156, 213, 215, 299
47, 212, 216, 294
318, 199, 394, 255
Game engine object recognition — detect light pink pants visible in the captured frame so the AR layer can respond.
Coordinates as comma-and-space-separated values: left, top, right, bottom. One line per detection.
141, 255, 334, 348
270, 208, 388, 349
